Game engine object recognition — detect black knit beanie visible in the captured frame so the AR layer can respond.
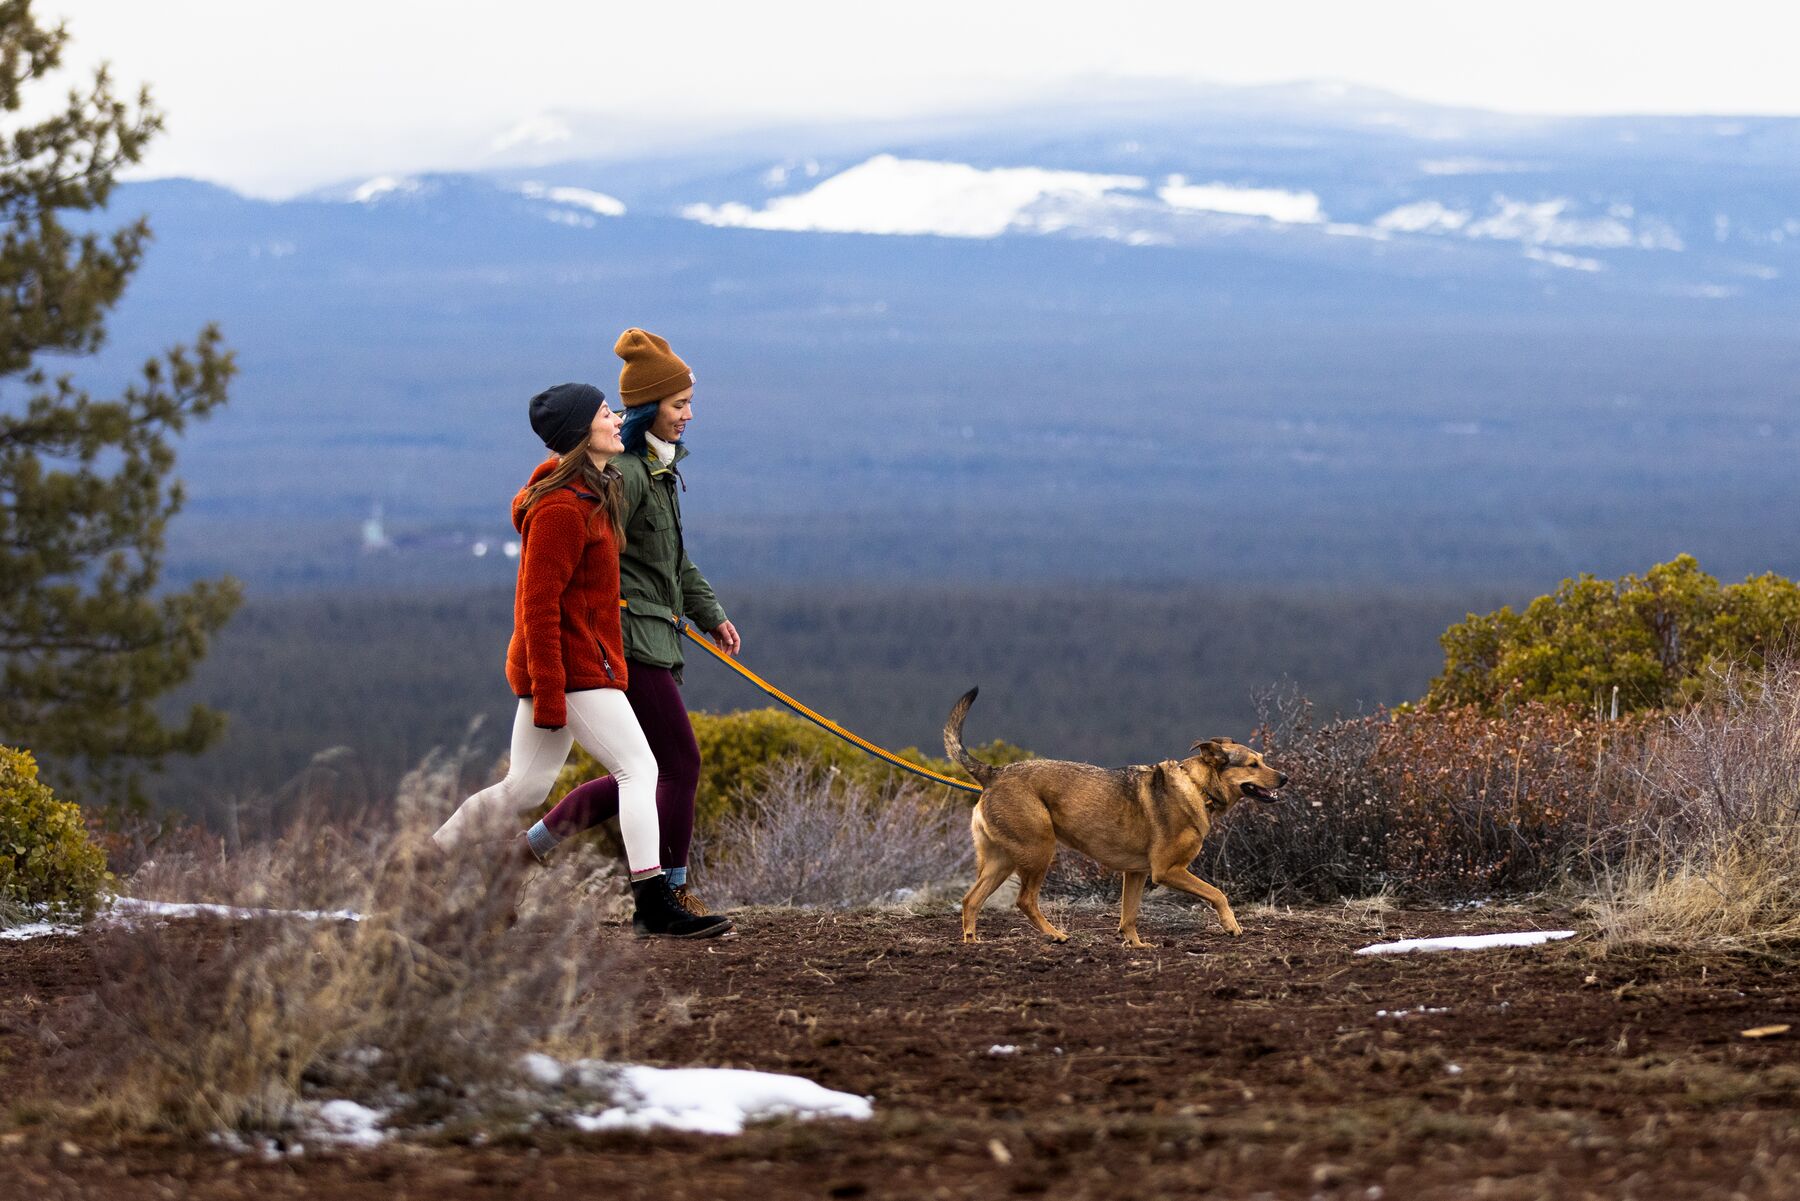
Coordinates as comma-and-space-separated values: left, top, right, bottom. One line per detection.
529, 382, 606, 455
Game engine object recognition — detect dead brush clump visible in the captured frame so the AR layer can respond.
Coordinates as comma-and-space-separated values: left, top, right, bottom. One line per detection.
1198, 688, 1653, 903
1592, 656, 1800, 951
66, 753, 636, 1140
696, 759, 974, 909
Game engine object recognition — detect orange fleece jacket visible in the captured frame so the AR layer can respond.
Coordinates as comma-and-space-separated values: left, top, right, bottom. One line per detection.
503, 457, 628, 728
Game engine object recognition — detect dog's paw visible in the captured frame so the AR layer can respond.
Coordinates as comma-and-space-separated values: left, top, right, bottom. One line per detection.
1046, 930, 1070, 944
1222, 920, 1244, 937
1122, 936, 1155, 949
962, 931, 982, 944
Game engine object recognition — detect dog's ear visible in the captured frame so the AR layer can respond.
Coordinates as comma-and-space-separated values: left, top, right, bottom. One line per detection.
1190, 739, 1230, 770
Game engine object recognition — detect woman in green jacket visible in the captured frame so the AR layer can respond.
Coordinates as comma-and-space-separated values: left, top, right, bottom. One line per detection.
522, 329, 740, 917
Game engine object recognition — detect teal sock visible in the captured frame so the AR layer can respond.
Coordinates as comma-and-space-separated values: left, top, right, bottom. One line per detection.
667, 866, 687, 887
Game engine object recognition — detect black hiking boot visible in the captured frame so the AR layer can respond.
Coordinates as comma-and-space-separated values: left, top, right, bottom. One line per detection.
631, 873, 733, 939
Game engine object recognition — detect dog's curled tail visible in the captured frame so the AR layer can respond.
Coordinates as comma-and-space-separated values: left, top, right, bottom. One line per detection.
944, 687, 997, 787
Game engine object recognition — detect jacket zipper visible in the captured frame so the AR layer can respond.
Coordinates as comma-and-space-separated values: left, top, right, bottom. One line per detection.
590, 608, 616, 680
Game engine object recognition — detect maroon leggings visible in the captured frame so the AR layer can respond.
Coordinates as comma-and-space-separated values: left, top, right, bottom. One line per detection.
541, 662, 699, 867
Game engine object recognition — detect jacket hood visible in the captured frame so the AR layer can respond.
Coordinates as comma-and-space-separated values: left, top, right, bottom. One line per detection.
511, 455, 563, 533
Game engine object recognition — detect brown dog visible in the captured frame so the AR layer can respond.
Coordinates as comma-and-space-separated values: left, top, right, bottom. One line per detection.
945, 688, 1286, 947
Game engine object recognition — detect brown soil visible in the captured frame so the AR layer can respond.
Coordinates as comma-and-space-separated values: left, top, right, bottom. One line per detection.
3, 900, 1797, 1200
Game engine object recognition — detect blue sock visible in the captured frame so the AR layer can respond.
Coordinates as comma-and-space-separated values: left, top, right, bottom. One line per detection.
667, 866, 687, 887
525, 821, 561, 861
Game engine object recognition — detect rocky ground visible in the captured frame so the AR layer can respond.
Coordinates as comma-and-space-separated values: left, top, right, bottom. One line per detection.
3, 899, 1796, 1199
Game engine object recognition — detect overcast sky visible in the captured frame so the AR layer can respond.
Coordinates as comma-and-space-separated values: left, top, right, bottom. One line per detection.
43, 0, 1800, 197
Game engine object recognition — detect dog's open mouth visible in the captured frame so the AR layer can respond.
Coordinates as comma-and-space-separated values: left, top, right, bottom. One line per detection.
1239, 781, 1281, 800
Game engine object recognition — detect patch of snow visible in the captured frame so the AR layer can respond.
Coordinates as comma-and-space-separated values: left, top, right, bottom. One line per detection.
1377, 196, 1679, 252
1, 920, 78, 941
523, 1055, 871, 1136
1355, 930, 1575, 955
682, 154, 1145, 239
1418, 158, 1540, 175
1375, 201, 1470, 235
302, 1100, 389, 1148
491, 114, 573, 153
987, 1045, 1019, 1056
1321, 222, 1387, 240
212, 1100, 389, 1157
1465, 197, 1634, 248
1376, 1006, 1451, 1019
518, 183, 626, 217
109, 897, 365, 924
1525, 247, 1604, 272
1158, 176, 1323, 224
349, 175, 421, 204
1666, 283, 1741, 300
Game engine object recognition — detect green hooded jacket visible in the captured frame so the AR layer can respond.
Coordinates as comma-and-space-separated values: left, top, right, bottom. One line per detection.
611, 442, 727, 675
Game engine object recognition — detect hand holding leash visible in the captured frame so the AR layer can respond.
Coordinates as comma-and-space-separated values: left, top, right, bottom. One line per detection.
710, 619, 742, 657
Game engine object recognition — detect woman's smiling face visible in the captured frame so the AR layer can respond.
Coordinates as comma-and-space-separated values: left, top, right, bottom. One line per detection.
587, 402, 625, 461
652, 388, 694, 442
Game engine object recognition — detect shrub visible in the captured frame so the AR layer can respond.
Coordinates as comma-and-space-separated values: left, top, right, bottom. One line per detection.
0, 745, 111, 920
75, 795, 633, 1137
1591, 655, 1800, 949
1427, 555, 1800, 714
695, 759, 974, 908
552, 706, 1030, 831
1198, 690, 1651, 902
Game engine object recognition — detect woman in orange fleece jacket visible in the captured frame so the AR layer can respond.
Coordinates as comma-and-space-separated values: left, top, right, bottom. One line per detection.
432, 382, 729, 939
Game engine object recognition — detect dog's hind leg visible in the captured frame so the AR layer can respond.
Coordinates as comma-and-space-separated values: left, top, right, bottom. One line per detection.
961, 806, 1015, 943
1118, 871, 1151, 948
1014, 858, 1068, 944
1150, 865, 1243, 936
974, 787, 1067, 943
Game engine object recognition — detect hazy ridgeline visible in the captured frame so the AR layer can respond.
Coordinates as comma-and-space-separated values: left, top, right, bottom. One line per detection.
147, 581, 1501, 817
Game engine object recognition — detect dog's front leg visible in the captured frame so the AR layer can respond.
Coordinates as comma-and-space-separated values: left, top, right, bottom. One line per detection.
1118, 871, 1152, 947
1151, 866, 1243, 936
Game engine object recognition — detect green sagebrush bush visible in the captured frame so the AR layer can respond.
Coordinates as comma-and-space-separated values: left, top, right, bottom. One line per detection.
1427, 554, 1800, 715
1, 745, 111, 919
549, 707, 1032, 831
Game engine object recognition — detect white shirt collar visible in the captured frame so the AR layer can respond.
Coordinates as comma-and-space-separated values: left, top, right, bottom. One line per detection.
645, 431, 678, 465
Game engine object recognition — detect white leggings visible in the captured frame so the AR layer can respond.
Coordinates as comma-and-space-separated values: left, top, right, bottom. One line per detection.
432, 690, 662, 875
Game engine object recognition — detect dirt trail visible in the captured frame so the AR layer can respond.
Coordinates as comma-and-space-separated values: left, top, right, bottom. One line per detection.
3, 901, 1796, 1199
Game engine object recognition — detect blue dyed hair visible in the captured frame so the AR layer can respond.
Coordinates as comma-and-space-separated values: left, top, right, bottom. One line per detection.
619, 403, 663, 455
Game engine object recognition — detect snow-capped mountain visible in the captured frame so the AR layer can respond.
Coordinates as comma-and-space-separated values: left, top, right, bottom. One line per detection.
89, 82, 1800, 591
289, 81, 1799, 305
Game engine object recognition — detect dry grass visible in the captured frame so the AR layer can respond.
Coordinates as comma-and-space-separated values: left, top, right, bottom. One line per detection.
1591, 657, 1800, 951
1192, 685, 1658, 903
67, 750, 636, 1139
695, 760, 974, 909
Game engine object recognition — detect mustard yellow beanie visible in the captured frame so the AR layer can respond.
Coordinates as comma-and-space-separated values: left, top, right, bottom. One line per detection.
615, 328, 695, 407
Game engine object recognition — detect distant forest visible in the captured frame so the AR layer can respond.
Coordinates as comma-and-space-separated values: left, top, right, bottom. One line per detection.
148, 581, 1509, 818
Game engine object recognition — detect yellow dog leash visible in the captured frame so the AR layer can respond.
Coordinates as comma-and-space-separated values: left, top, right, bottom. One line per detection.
623, 601, 980, 794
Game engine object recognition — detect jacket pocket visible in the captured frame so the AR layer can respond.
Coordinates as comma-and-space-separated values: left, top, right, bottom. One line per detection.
590, 608, 616, 680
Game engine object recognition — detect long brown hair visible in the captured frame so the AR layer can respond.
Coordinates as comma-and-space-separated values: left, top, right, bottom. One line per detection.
519, 436, 627, 545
